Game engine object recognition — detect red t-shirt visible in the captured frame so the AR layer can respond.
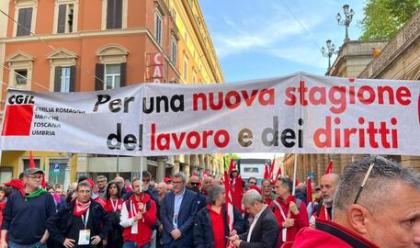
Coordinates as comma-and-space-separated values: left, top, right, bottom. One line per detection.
208, 204, 225, 248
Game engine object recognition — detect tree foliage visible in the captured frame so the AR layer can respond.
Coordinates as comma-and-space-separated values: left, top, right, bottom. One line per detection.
360, 0, 419, 41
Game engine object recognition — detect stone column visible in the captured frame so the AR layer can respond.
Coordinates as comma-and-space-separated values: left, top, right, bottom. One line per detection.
156, 157, 166, 182
172, 155, 180, 175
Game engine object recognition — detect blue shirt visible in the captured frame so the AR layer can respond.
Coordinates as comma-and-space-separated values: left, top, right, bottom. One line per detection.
173, 188, 186, 228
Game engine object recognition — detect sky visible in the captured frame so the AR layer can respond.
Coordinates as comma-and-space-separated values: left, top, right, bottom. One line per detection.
200, 0, 366, 83
200, 0, 366, 160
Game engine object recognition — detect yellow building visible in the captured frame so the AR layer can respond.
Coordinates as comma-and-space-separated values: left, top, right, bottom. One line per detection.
165, 0, 225, 179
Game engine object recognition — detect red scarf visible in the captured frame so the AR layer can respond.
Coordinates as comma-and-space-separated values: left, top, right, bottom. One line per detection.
73, 200, 91, 217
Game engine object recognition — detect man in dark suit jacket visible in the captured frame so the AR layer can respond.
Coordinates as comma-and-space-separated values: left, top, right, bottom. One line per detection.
229, 189, 279, 248
160, 172, 199, 248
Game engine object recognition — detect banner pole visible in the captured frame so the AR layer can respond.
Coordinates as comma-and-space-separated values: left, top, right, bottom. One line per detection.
292, 154, 298, 195
140, 156, 143, 185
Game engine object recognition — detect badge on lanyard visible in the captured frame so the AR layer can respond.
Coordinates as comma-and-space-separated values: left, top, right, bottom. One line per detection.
78, 209, 91, 245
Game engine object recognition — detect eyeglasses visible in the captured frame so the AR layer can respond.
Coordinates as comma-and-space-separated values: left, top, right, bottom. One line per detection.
249, 182, 256, 185
191, 182, 200, 186
28, 175, 43, 179
142, 179, 150, 182
78, 190, 91, 194
353, 156, 387, 204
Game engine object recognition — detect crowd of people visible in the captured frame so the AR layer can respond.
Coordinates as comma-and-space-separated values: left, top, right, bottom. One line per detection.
0, 156, 418, 248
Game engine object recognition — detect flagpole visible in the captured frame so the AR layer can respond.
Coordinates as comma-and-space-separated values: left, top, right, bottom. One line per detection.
292, 154, 298, 195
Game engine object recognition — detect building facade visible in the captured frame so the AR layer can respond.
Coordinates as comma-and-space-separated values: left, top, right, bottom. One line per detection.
0, 0, 225, 185
284, 10, 420, 183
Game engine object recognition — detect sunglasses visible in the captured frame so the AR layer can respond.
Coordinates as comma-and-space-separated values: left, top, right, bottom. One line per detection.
191, 182, 200, 186
353, 156, 387, 204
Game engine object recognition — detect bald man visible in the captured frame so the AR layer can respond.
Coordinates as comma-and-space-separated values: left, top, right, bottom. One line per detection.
316, 173, 339, 221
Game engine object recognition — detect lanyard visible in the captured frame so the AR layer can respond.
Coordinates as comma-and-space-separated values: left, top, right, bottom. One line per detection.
111, 199, 119, 212
273, 200, 288, 242
130, 200, 139, 217
81, 208, 90, 229
273, 200, 287, 221
324, 206, 330, 221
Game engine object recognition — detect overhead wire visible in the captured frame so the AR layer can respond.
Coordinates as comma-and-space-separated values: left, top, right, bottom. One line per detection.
0, 7, 106, 95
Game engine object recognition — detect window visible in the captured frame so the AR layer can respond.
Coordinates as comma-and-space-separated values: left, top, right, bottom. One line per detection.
23, 159, 41, 171
105, 64, 121, 89
57, 3, 74, 33
170, 35, 177, 65
107, 0, 122, 29
95, 45, 127, 90
95, 63, 126, 90
14, 69, 28, 85
0, 167, 13, 183
183, 55, 189, 81
7, 52, 33, 89
155, 10, 162, 45
54, 66, 75, 92
16, 7, 33, 36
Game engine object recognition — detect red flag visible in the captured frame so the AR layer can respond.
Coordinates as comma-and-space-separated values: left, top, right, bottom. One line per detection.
28, 151, 36, 169
263, 164, 270, 179
269, 156, 275, 179
228, 159, 236, 174
325, 160, 334, 174
306, 177, 313, 203
274, 162, 282, 181
41, 165, 47, 189
223, 171, 234, 231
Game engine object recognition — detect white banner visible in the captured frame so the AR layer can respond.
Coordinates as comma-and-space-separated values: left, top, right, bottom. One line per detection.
1, 72, 419, 156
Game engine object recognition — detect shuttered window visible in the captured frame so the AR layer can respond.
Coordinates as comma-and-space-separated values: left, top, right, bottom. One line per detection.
96, 63, 126, 90
106, 0, 122, 29
57, 4, 74, 33
16, 8, 32, 36
155, 11, 162, 45
54, 66, 76, 92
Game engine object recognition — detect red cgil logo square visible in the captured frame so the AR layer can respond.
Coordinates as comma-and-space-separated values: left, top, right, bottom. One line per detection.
2, 104, 34, 136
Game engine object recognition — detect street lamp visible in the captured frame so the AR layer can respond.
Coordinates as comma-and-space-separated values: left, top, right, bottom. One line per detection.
336, 4, 355, 42
321, 39, 337, 71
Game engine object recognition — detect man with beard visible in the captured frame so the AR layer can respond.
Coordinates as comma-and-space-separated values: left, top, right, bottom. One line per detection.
2, 168, 55, 248
261, 179, 273, 205
201, 176, 214, 196
120, 178, 157, 248
315, 173, 339, 222
187, 175, 206, 210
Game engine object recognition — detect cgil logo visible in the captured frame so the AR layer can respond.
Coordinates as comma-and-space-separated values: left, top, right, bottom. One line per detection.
2, 95, 35, 136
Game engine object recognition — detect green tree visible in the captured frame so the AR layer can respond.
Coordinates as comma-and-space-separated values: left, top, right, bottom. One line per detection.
223, 153, 240, 171
360, 0, 419, 41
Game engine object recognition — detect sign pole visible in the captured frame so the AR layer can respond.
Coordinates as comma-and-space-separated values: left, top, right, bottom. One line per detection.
292, 154, 298, 195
